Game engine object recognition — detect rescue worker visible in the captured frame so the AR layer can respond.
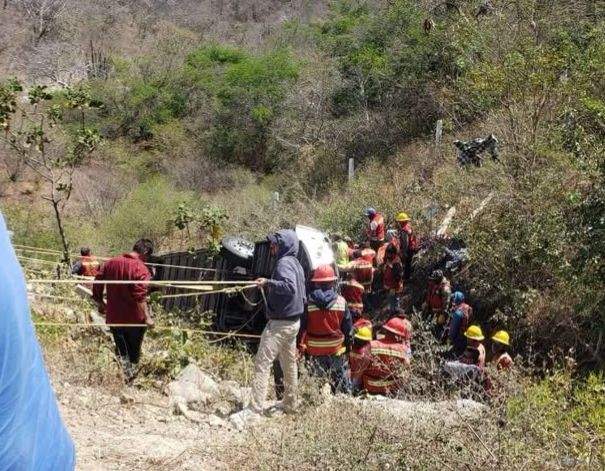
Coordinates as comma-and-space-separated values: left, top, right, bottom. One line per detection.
71, 246, 100, 277
459, 325, 486, 368
332, 234, 352, 270
340, 272, 365, 320
491, 330, 513, 370
344, 245, 375, 294
349, 324, 373, 393
423, 270, 451, 337
363, 317, 412, 396
380, 244, 403, 311
365, 208, 385, 251
394, 212, 418, 280
302, 264, 353, 394
93, 239, 155, 382
447, 291, 473, 356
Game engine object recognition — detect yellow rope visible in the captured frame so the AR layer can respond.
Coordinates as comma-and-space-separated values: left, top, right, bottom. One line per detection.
17, 255, 62, 265
33, 321, 262, 339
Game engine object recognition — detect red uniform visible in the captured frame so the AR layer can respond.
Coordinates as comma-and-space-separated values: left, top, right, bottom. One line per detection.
396, 222, 418, 259
349, 343, 372, 383
340, 279, 365, 314
367, 213, 385, 243
92, 253, 151, 325
362, 338, 411, 395
79, 255, 100, 277
305, 295, 348, 356
347, 259, 374, 293
382, 256, 403, 293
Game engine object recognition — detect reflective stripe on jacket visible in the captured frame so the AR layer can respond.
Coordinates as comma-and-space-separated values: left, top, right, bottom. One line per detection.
362, 338, 410, 394
306, 295, 347, 356
347, 259, 374, 292
349, 343, 372, 381
340, 280, 364, 312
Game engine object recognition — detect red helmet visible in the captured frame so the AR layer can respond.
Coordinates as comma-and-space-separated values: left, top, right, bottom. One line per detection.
311, 264, 337, 283
382, 317, 412, 340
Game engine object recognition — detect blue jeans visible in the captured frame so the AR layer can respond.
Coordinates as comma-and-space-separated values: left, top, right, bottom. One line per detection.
307, 354, 352, 394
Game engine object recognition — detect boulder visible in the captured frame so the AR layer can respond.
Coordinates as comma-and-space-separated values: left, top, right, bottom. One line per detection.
167, 364, 220, 416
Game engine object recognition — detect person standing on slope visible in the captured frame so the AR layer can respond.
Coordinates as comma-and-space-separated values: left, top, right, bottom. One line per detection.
251, 229, 306, 414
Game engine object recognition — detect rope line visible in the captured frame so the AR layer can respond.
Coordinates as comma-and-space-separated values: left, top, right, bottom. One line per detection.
14, 244, 232, 273
33, 321, 262, 339
27, 278, 256, 286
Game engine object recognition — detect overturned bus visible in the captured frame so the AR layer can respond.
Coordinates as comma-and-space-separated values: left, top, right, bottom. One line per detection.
154, 225, 336, 335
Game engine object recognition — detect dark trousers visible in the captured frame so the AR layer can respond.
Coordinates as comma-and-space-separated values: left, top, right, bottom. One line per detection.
110, 327, 146, 364
308, 354, 352, 394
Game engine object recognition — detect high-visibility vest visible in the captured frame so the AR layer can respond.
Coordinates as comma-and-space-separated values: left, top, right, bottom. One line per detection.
306, 295, 347, 356
80, 256, 100, 277
347, 259, 374, 292
362, 338, 410, 394
426, 280, 451, 312
349, 343, 371, 382
335, 240, 351, 268
367, 214, 385, 242
382, 256, 403, 292
340, 280, 364, 313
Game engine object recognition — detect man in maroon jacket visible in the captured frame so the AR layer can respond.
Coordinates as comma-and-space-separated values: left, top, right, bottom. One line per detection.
93, 239, 155, 381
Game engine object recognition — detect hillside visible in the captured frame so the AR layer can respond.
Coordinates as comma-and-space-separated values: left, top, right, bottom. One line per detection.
0, 0, 604, 469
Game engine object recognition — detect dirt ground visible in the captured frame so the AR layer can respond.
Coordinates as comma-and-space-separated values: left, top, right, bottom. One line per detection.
55, 381, 237, 471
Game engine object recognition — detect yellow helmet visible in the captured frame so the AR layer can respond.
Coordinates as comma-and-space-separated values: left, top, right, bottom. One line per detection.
395, 212, 411, 222
354, 326, 372, 342
491, 330, 510, 346
464, 325, 485, 341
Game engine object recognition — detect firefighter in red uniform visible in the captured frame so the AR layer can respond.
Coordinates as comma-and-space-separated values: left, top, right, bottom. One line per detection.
71, 246, 101, 277
363, 317, 412, 396
343, 244, 375, 293
340, 272, 365, 321
423, 269, 452, 337
394, 212, 418, 280
349, 324, 373, 393
301, 264, 353, 394
380, 244, 404, 312
364, 208, 385, 251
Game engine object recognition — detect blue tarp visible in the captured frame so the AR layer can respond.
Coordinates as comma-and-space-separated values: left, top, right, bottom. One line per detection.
0, 212, 75, 470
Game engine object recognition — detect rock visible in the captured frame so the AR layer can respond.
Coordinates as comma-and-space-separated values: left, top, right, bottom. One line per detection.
204, 414, 227, 427
167, 364, 220, 407
213, 401, 235, 418
228, 408, 262, 431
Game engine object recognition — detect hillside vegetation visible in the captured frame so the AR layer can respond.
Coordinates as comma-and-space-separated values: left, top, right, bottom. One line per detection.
0, 0, 604, 467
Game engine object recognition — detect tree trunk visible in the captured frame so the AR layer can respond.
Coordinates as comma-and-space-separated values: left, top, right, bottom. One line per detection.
51, 198, 70, 266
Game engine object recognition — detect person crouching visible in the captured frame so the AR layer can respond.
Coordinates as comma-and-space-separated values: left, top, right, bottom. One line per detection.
302, 264, 353, 394
362, 317, 412, 396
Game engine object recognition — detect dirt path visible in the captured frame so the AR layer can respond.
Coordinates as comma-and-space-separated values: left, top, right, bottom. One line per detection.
55, 382, 236, 470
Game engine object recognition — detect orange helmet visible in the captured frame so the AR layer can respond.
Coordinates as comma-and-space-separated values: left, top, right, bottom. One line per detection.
382, 317, 412, 340
311, 264, 337, 283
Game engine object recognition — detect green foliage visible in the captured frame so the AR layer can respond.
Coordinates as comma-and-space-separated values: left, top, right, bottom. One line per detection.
99, 177, 193, 252
507, 371, 605, 461
185, 44, 299, 170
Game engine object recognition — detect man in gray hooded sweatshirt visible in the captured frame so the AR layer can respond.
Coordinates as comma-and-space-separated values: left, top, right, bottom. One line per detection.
251, 229, 306, 413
